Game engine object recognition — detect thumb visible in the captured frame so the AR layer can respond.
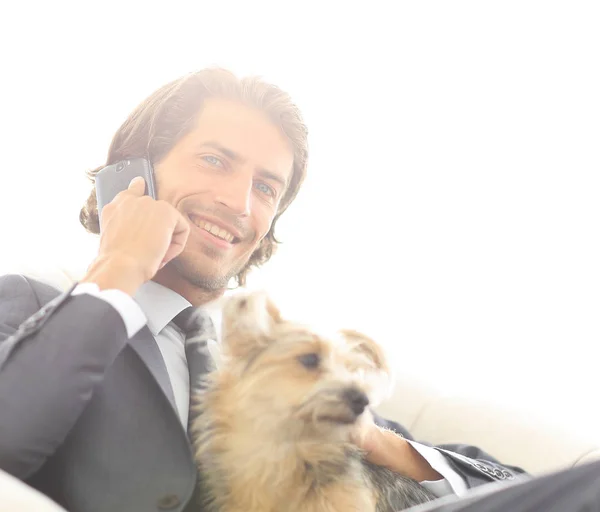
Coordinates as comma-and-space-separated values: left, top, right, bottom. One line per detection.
128, 176, 146, 195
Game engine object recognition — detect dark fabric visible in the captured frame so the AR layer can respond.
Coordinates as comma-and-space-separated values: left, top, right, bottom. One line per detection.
405, 459, 600, 512
372, 411, 528, 489
0, 274, 197, 512
173, 306, 216, 432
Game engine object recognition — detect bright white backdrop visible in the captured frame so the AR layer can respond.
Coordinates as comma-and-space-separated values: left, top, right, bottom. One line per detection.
0, 2, 599, 440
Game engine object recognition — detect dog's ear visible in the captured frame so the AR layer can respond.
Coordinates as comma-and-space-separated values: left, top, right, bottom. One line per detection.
339, 329, 390, 376
339, 329, 393, 405
221, 290, 282, 360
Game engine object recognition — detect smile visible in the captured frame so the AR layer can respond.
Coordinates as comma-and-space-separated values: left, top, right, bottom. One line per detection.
191, 218, 237, 243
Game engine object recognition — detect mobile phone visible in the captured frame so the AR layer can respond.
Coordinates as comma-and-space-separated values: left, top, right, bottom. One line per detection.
95, 158, 157, 221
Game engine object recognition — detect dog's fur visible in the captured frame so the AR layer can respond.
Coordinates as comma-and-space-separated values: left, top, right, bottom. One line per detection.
190, 291, 436, 512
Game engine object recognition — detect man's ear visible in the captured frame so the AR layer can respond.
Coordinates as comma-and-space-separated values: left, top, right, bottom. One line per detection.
220, 290, 282, 360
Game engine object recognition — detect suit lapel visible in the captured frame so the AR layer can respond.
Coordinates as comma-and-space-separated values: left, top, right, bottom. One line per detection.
19, 278, 181, 421
128, 325, 178, 412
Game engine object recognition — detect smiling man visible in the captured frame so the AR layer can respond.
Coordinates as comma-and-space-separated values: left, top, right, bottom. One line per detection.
0, 68, 543, 512
150, 98, 293, 299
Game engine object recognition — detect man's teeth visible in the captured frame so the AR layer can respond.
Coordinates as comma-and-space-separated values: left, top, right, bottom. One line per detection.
195, 220, 235, 243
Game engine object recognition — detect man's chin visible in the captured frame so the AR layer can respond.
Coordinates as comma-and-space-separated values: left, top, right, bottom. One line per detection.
169, 256, 238, 291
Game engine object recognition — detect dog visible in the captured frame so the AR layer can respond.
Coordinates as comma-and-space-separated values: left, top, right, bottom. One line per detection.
189, 291, 436, 512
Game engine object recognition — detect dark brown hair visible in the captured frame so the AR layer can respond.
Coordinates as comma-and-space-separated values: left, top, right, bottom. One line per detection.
79, 68, 308, 286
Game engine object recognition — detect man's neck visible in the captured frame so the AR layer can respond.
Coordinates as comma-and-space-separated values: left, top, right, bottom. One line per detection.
152, 270, 225, 307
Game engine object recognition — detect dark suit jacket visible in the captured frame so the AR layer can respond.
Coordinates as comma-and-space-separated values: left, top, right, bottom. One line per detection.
0, 274, 526, 511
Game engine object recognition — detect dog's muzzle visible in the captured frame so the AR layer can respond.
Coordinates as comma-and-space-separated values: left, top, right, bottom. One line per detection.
314, 386, 370, 425
342, 387, 370, 416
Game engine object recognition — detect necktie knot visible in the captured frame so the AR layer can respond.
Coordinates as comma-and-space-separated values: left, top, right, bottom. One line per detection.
173, 307, 215, 343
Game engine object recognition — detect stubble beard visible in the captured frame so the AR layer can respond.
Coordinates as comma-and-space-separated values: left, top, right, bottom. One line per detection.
170, 249, 249, 291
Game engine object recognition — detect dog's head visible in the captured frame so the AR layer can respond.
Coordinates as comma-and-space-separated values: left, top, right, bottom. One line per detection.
218, 290, 392, 438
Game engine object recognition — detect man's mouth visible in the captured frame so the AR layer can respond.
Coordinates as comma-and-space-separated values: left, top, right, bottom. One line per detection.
189, 216, 240, 244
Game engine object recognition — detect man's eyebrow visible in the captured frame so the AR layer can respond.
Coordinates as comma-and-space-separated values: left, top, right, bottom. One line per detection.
200, 141, 240, 161
199, 141, 289, 190
257, 167, 288, 190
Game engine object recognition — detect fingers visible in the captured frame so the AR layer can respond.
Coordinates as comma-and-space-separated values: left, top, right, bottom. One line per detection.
101, 177, 147, 225
127, 176, 146, 196
105, 177, 147, 214
161, 211, 191, 266
97, 180, 190, 280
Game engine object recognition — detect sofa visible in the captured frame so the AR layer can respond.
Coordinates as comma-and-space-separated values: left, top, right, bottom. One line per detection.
375, 375, 600, 476
1, 263, 599, 510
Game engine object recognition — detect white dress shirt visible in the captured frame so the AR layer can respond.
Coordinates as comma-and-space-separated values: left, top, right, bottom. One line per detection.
71, 281, 466, 498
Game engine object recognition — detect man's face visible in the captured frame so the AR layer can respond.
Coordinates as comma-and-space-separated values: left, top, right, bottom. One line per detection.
153, 98, 294, 291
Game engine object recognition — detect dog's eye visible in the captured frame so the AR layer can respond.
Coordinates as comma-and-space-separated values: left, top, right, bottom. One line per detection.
297, 353, 320, 370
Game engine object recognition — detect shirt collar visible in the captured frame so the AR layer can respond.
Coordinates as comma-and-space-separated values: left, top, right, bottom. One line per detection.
134, 280, 192, 336
134, 280, 225, 340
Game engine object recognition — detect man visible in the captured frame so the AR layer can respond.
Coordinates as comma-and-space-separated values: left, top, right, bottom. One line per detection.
0, 67, 595, 512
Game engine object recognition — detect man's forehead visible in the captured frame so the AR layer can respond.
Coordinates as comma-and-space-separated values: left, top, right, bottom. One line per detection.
190, 98, 294, 175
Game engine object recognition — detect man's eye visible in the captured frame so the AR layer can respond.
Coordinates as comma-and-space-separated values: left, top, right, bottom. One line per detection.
202, 155, 224, 167
297, 353, 320, 370
254, 182, 275, 197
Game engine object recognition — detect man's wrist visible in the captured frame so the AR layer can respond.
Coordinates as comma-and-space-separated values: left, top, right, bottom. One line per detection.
377, 428, 443, 482
81, 255, 146, 297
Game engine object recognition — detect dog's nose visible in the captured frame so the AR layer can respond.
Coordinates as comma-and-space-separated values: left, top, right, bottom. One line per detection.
342, 388, 370, 416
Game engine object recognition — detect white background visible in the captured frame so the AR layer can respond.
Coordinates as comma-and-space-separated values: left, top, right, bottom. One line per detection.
0, 2, 598, 440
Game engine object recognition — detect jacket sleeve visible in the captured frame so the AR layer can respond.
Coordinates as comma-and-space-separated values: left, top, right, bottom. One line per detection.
0, 274, 132, 479
372, 411, 529, 489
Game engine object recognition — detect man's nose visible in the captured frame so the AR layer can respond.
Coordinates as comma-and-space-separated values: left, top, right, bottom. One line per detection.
215, 174, 252, 217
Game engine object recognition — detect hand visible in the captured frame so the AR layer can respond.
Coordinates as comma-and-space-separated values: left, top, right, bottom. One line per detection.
81, 177, 190, 295
351, 417, 442, 482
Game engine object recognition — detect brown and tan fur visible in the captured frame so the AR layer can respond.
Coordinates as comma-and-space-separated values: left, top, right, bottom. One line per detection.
190, 291, 435, 512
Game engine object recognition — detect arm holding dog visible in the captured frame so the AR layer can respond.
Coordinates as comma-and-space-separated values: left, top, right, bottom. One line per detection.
344, 324, 527, 494
355, 422, 443, 482
361, 412, 527, 493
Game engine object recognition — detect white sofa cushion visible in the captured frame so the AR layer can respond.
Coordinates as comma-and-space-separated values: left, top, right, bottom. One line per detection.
0, 470, 66, 511
376, 374, 600, 475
